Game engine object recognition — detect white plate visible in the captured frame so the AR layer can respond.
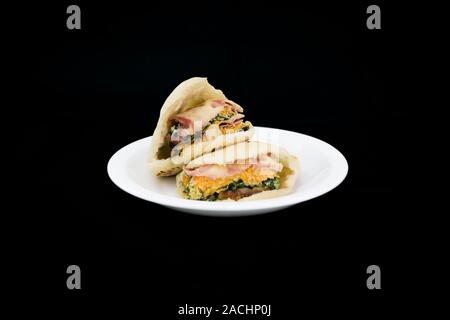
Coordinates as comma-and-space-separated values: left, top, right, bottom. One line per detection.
107, 127, 348, 216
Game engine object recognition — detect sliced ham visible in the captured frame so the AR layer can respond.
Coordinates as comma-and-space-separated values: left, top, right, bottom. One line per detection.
173, 100, 228, 130
254, 154, 284, 172
173, 99, 243, 131
184, 164, 251, 179
185, 156, 282, 179
211, 99, 226, 108
229, 113, 245, 123
216, 113, 244, 126
216, 114, 245, 134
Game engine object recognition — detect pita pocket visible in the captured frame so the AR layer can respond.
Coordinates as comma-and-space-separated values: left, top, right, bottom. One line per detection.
176, 141, 299, 201
149, 77, 254, 176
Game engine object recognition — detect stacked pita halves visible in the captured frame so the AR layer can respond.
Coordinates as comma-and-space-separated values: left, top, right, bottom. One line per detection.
149, 77, 298, 201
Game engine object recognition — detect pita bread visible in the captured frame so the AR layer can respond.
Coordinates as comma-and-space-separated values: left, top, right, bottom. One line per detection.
149, 77, 253, 176
176, 141, 299, 201
171, 126, 255, 165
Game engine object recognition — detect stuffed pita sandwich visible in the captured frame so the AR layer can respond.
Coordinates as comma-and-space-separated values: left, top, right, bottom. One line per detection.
149, 77, 254, 176
176, 141, 299, 201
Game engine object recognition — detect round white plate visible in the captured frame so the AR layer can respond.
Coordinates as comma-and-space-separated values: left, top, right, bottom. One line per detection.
107, 127, 348, 216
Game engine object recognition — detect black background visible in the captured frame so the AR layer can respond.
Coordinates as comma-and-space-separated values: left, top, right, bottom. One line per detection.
11, 0, 422, 317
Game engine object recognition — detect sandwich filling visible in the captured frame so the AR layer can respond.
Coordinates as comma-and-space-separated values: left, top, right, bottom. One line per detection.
157, 99, 251, 159
180, 154, 283, 201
